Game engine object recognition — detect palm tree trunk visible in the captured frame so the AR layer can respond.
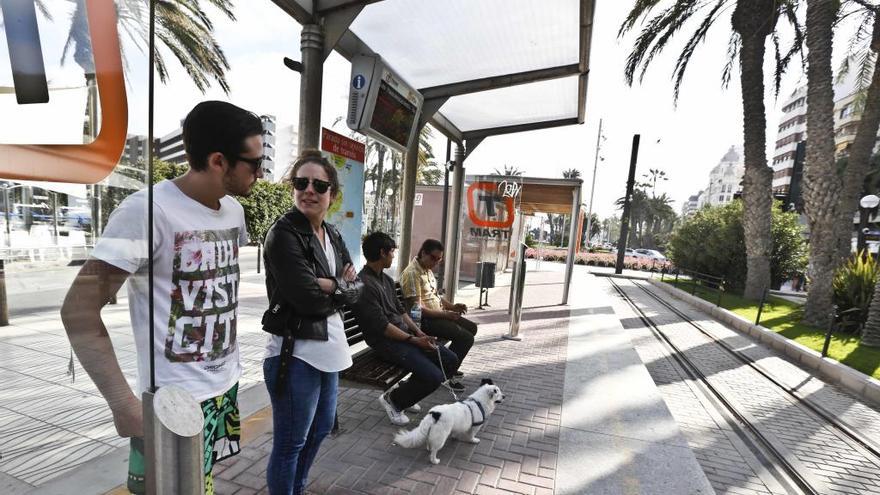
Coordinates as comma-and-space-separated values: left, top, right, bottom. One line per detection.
836, 14, 880, 261
862, 275, 880, 346
803, 0, 843, 327
371, 145, 386, 231
735, 3, 775, 300
390, 153, 399, 236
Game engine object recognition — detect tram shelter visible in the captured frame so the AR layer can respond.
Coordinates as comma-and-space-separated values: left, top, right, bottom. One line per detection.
271, 0, 594, 303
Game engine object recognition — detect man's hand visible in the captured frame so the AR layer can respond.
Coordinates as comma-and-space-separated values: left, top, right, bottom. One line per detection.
445, 310, 461, 321
453, 303, 468, 314
413, 335, 438, 351
110, 396, 144, 438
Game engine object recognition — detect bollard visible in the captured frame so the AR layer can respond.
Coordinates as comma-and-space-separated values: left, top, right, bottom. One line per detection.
144, 386, 205, 494
716, 283, 724, 307
0, 259, 7, 326
257, 242, 262, 274
690, 274, 697, 295
755, 288, 768, 326
821, 307, 838, 358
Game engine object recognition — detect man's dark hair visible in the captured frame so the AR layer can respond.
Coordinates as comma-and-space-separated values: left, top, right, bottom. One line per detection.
182, 101, 263, 171
418, 238, 444, 257
362, 232, 397, 262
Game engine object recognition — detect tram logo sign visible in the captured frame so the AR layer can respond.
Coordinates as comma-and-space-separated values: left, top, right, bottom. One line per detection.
467, 182, 515, 229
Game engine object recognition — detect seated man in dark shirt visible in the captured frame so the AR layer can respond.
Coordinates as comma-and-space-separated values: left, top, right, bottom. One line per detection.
352, 232, 459, 426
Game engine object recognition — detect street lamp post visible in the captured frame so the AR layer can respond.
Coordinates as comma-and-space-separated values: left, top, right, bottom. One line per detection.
857, 194, 880, 255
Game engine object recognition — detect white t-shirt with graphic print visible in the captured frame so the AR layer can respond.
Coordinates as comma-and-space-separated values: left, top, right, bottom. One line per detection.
91, 180, 248, 402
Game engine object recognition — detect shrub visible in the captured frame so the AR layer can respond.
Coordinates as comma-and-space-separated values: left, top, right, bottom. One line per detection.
833, 253, 879, 333
668, 200, 807, 292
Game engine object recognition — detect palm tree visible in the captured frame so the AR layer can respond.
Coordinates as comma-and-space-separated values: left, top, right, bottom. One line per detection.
371, 143, 387, 231
562, 168, 582, 180
644, 168, 668, 197
802, 0, 842, 327
59, 0, 235, 93
620, 0, 803, 299
493, 165, 524, 176
836, 2, 880, 261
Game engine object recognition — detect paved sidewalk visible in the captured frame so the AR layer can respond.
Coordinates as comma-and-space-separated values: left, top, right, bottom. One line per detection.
213, 263, 713, 494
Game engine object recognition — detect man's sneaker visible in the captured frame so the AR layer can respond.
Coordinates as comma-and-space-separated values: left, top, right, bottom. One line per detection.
452, 370, 464, 379
443, 380, 466, 392
405, 403, 422, 413
378, 393, 409, 426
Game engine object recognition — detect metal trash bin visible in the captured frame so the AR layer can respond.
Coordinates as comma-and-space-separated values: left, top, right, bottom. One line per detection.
475, 262, 496, 289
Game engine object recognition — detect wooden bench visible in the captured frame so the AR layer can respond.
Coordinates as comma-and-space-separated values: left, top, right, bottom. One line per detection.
338, 284, 410, 390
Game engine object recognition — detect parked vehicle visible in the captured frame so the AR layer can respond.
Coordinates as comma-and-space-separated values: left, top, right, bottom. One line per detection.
611, 247, 636, 257
634, 249, 667, 261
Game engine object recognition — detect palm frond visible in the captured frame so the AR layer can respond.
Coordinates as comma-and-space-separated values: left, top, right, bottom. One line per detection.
773, 1, 805, 96
721, 31, 741, 89
624, 1, 703, 86
671, 1, 728, 103
618, 0, 666, 37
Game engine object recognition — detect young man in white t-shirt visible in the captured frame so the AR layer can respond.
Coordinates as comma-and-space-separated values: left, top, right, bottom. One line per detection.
60, 100, 264, 493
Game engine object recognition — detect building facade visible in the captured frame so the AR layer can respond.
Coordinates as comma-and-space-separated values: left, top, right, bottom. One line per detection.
697, 146, 744, 208
772, 86, 808, 194
681, 193, 701, 217
273, 123, 300, 183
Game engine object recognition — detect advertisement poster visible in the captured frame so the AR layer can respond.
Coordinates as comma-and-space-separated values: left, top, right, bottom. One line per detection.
321, 128, 365, 268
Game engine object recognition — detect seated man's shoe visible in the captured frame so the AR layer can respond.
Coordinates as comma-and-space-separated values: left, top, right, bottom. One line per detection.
405, 403, 422, 413
443, 379, 466, 392
452, 370, 464, 379
378, 392, 410, 426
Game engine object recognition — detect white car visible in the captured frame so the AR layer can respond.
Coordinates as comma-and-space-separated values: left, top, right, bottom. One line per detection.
634, 249, 667, 261
611, 247, 636, 257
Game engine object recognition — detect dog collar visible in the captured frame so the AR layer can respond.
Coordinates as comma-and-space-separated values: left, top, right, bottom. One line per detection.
461, 398, 486, 426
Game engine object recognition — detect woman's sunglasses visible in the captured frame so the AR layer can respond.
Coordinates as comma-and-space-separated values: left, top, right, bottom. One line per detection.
293, 177, 332, 194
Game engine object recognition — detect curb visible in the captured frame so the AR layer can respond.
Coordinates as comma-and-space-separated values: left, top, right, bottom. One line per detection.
647, 279, 880, 406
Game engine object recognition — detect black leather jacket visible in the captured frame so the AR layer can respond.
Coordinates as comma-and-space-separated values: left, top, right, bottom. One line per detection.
263, 208, 363, 341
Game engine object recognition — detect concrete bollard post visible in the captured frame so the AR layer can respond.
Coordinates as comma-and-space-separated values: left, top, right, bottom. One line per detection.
0, 259, 8, 326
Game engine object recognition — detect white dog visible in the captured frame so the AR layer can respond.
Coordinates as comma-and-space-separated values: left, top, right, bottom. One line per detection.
393, 379, 505, 464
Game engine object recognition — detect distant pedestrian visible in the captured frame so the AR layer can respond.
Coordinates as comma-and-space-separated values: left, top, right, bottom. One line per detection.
61, 100, 264, 494
261, 150, 362, 495
400, 239, 477, 392
352, 232, 459, 426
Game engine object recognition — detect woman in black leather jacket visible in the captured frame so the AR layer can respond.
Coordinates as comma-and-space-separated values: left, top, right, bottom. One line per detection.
261, 150, 362, 495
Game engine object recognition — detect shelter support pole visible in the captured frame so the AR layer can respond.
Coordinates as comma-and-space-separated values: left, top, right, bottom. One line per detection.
438, 140, 452, 292
562, 185, 582, 305
397, 123, 423, 269
298, 24, 324, 150
444, 144, 466, 302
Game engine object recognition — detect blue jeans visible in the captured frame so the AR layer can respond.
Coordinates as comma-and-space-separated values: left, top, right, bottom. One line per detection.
263, 355, 338, 495
372, 340, 459, 411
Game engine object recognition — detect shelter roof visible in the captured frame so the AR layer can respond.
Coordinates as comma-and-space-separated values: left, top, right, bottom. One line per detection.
473, 174, 583, 215
271, 0, 594, 146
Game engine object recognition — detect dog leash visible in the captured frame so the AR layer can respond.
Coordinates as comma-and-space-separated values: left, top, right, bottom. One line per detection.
435, 345, 460, 401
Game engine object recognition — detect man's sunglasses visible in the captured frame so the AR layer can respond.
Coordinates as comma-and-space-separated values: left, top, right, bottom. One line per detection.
236, 155, 265, 173
293, 177, 332, 194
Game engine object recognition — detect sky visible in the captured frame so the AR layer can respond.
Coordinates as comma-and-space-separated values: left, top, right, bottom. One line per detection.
146, 0, 810, 219
2, 0, 863, 219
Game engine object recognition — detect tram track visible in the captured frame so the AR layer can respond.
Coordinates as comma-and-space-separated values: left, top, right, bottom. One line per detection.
607, 277, 880, 495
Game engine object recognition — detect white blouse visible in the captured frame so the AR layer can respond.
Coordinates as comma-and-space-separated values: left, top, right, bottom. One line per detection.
264, 231, 353, 372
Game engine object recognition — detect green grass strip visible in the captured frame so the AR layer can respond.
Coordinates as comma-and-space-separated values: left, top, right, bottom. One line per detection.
662, 279, 880, 380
